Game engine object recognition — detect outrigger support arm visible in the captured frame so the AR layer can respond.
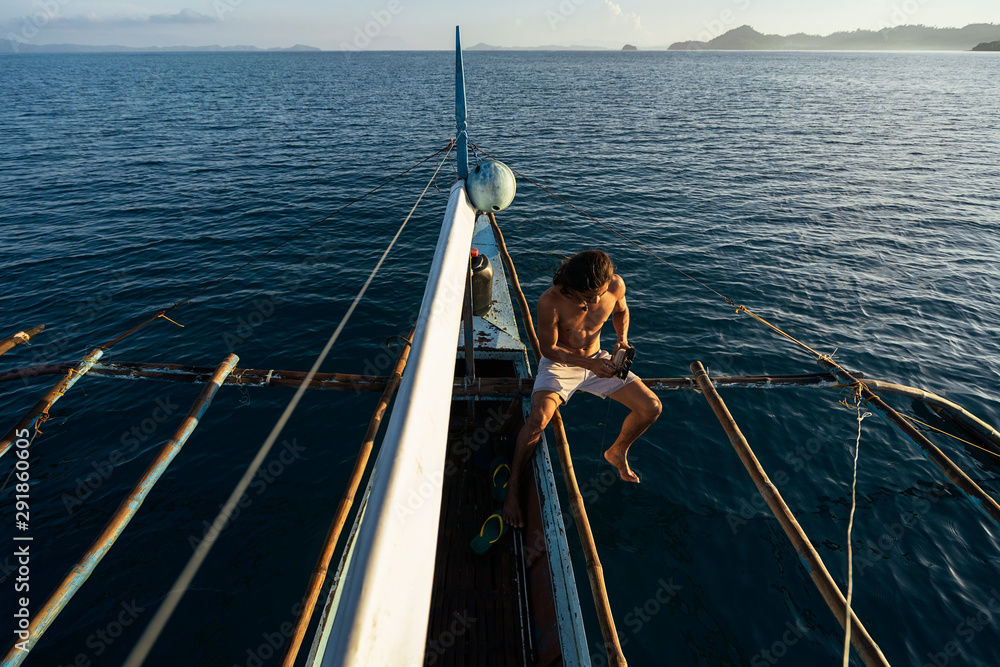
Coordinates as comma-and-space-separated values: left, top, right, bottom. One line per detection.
691, 361, 891, 667
863, 379, 1000, 453
2, 354, 238, 666
0, 362, 859, 393
821, 360, 1000, 526
0, 324, 45, 358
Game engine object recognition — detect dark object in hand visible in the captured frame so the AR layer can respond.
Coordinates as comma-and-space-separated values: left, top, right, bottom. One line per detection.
611, 346, 635, 380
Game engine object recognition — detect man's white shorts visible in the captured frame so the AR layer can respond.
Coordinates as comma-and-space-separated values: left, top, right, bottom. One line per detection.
532, 350, 639, 405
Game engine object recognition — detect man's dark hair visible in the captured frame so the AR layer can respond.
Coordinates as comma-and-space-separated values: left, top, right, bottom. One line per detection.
553, 250, 616, 292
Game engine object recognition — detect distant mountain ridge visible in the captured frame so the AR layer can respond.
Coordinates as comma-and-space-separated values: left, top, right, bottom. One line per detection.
669, 23, 1000, 51
468, 42, 608, 51
0, 42, 320, 54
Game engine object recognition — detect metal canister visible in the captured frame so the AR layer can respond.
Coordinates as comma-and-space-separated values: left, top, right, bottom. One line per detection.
470, 248, 493, 316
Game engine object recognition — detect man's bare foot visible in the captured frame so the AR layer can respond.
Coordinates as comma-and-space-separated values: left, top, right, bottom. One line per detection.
503, 494, 524, 529
604, 448, 640, 483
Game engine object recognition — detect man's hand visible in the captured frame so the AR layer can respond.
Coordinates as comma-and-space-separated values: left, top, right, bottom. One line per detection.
590, 355, 617, 378
613, 340, 630, 356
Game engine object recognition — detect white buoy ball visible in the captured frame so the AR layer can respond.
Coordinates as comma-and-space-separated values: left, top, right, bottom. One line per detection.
466, 160, 516, 213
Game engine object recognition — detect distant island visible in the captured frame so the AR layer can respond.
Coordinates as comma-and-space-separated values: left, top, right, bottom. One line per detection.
6, 24, 1000, 54
0, 42, 320, 54
669, 23, 1000, 51
468, 42, 608, 51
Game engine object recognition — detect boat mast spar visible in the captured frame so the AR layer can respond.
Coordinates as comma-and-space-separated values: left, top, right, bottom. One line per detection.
456, 26, 469, 180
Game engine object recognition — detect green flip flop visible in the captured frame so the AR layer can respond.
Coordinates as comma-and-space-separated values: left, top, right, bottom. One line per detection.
490, 455, 510, 502
470, 511, 508, 555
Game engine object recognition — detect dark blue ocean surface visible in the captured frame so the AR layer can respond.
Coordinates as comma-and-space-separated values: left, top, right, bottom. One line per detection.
2, 50, 999, 666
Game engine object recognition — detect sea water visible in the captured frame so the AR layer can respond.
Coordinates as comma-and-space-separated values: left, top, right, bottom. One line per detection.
2, 50, 999, 666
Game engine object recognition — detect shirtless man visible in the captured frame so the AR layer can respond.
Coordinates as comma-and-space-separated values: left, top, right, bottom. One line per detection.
503, 249, 661, 529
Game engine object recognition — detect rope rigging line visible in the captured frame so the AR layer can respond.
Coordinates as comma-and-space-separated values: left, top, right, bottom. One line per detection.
471, 144, 736, 307
96, 142, 454, 351
470, 144, 859, 385
122, 142, 453, 667
842, 396, 871, 667
897, 412, 1000, 461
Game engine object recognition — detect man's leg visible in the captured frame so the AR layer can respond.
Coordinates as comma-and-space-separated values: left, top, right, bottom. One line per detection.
503, 391, 561, 528
604, 380, 661, 483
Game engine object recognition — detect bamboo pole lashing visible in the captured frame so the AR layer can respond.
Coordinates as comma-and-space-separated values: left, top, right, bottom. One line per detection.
819, 360, 1000, 527
1, 354, 239, 666
280, 328, 415, 667
488, 212, 626, 667
690, 361, 890, 667
0, 347, 104, 459
0, 324, 45, 358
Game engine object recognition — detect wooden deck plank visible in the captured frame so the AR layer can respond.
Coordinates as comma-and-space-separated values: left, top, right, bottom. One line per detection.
425, 400, 531, 667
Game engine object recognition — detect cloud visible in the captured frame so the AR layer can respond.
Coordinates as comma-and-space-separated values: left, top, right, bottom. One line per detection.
4, 7, 218, 32
603, 0, 643, 31
148, 9, 218, 25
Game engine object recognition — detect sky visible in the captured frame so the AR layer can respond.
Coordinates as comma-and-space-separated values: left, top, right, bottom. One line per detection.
1, 0, 998, 50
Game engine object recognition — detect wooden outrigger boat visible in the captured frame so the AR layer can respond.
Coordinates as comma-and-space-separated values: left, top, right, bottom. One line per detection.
5, 26, 1000, 667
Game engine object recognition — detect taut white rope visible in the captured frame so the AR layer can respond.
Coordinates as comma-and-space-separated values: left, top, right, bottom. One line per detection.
843, 398, 871, 667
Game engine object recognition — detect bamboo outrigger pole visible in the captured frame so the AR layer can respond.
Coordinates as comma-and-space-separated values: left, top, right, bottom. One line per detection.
0, 362, 857, 394
14, 358, 998, 460
0, 361, 391, 391
488, 212, 627, 667
863, 379, 1000, 453
820, 360, 1000, 526
280, 328, 415, 667
0, 361, 865, 394
0, 324, 44, 358
2, 354, 238, 666
690, 361, 890, 667
548, 411, 627, 666
0, 347, 104, 459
